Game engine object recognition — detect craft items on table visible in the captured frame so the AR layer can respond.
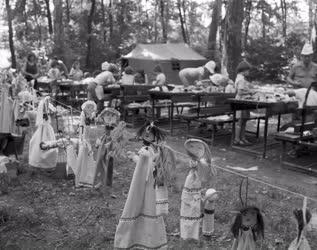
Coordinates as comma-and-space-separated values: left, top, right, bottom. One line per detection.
202, 188, 218, 236
94, 108, 128, 187
231, 179, 264, 250
114, 137, 167, 249
66, 100, 97, 187
288, 198, 312, 250
29, 97, 58, 169
180, 139, 217, 241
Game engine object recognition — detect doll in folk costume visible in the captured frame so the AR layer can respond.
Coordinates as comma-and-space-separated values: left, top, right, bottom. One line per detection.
180, 139, 217, 241
94, 107, 128, 188
66, 101, 97, 187
288, 198, 312, 250
114, 121, 167, 250
29, 96, 58, 170
136, 121, 176, 216
202, 188, 218, 236
0, 83, 14, 134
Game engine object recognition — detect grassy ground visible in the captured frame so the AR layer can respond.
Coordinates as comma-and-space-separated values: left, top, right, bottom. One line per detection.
0, 124, 317, 250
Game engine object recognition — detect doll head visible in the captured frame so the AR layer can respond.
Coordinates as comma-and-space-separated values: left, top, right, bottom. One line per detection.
184, 139, 211, 162
231, 206, 264, 241
205, 188, 218, 201
98, 107, 121, 128
137, 121, 166, 146
81, 101, 97, 125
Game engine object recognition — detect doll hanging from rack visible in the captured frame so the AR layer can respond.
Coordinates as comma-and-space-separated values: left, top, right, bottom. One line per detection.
180, 138, 217, 241
230, 178, 265, 250
114, 121, 169, 249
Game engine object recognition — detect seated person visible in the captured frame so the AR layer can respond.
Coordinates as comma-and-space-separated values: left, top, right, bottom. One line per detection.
179, 60, 216, 87
121, 66, 135, 85
69, 60, 83, 81
49, 57, 69, 78
152, 65, 166, 86
134, 70, 146, 84
82, 72, 94, 85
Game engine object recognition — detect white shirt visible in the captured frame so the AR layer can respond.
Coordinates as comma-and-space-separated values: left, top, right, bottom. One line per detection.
94, 71, 115, 85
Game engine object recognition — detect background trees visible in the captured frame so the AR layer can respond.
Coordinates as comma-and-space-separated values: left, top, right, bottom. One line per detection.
0, 0, 312, 82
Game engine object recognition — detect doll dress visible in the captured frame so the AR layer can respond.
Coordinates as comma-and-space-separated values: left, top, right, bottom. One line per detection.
114, 146, 167, 249
202, 200, 215, 236
288, 235, 311, 250
231, 228, 256, 250
180, 161, 203, 240
0, 86, 13, 134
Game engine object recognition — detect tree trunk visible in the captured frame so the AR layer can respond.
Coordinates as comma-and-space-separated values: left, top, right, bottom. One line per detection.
108, 0, 113, 46
33, 0, 42, 47
65, 0, 71, 23
154, 0, 158, 42
208, 0, 222, 57
182, 0, 190, 44
261, 0, 266, 39
5, 0, 16, 69
225, 0, 244, 80
44, 0, 53, 35
86, 0, 96, 68
53, 0, 64, 56
309, 0, 313, 41
101, 0, 107, 43
160, 0, 167, 43
177, 0, 187, 43
243, 0, 252, 49
280, 0, 287, 39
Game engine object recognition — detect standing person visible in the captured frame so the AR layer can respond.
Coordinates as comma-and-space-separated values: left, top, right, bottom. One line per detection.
69, 60, 83, 81
153, 65, 166, 86
234, 61, 253, 146
87, 64, 117, 114
22, 53, 39, 89
179, 60, 216, 87
287, 43, 317, 88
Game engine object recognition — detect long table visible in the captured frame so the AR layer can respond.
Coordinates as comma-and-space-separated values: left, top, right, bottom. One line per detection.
149, 91, 235, 134
228, 99, 298, 158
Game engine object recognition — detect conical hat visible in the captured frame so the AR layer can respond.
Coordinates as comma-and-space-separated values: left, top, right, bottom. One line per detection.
301, 44, 314, 55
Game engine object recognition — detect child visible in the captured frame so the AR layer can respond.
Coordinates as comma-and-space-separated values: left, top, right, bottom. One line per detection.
121, 66, 135, 85
153, 65, 166, 86
234, 61, 253, 146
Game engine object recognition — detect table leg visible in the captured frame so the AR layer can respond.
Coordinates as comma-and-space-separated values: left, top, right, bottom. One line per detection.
263, 113, 269, 158
277, 114, 281, 132
231, 110, 236, 146
170, 102, 174, 135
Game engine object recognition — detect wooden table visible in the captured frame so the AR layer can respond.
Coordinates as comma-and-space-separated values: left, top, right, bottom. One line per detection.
149, 91, 235, 134
228, 99, 298, 158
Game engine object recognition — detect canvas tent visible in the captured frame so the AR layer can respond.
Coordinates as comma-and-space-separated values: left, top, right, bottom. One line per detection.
122, 43, 207, 85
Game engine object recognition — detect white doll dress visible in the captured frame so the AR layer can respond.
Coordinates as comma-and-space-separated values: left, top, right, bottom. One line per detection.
180, 161, 203, 240
231, 229, 256, 250
114, 146, 167, 249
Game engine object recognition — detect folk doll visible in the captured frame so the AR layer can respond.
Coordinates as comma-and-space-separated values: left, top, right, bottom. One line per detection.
180, 139, 217, 240
202, 188, 218, 236
136, 121, 175, 216
114, 122, 167, 249
231, 206, 264, 250
29, 97, 58, 169
66, 101, 97, 187
288, 207, 312, 250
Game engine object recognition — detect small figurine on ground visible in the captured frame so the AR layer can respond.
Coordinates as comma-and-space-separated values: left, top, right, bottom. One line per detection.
202, 188, 218, 236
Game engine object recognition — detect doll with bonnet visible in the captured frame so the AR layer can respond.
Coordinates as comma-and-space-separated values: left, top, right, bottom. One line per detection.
202, 188, 218, 236
66, 100, 97, 187
180, 138, 217, 241
114, 121, 167, 249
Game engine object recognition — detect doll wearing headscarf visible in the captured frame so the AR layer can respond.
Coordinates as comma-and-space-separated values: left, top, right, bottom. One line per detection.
66, 101, 97, 187
29, 96, 58, 169
114, 121, 167, 249
288, 204, 312, 250
231, 206, 264, 250
180, 139, 217, 241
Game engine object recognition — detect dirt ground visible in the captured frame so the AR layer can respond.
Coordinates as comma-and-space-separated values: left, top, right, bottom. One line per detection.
0, 124, 317, 250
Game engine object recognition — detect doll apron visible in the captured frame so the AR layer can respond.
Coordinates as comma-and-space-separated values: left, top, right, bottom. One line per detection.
114, 146, 167, 250
231, 229, 256, 250
180, 163, 203, 240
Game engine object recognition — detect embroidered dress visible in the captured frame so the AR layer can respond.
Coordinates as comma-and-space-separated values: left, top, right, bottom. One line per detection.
114, 146, 167, 250
156, 185, 168, 216
288, 235, 311, 250
202, 200, 215, 236
231, 228, 256, 250
29, 97, 58, 169
180, 160, 203, 240
0, 86, 13, 133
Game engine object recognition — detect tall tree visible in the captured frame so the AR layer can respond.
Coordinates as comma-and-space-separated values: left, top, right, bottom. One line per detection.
101, 0, 107, 43
182, 0, 190, 44
44, 0, 53, 35
177, 0, 188, 43
108, 0, 113, 46
224, 0, 244, 80
53, 0, 64, 56
86, 0, 96, 68
280, 0, 287, 39
5, 0, 16, 68
160, 0, 167, 42
33, 0, 42, 46
208, 0, 222, 57
243, 0, 252, 49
